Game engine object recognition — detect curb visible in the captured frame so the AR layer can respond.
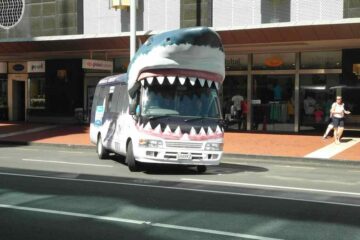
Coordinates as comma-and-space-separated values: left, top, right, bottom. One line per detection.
223, 153, 360, 166
0, 140, 95, 150
0, 140, 359, 166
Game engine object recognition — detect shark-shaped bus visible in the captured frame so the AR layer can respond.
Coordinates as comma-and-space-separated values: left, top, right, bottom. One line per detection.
90, 27, 225, 172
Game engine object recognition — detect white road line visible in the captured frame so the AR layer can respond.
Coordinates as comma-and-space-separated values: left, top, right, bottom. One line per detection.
17, 148, 39, 151
0, 126, 57, 138
22, 159, 113, 168
305, 138, 359, 159
181, 178, 360, 197
0, 172, 359, 208
276, 165, 315, 170
0, 204, 281, 240
58, 151, 85, 154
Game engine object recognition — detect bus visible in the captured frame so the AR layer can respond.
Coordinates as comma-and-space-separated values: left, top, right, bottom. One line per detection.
90, 27, 225, 172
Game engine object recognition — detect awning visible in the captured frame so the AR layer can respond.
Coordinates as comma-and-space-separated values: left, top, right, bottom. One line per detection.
1, 19, 360, 60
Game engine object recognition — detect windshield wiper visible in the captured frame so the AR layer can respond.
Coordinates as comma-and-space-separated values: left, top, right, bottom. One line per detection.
147, 114, 177, 120
184, 117, 207, 122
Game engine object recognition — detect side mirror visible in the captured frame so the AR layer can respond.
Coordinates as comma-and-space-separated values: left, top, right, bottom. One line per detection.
129, 99, 137, 115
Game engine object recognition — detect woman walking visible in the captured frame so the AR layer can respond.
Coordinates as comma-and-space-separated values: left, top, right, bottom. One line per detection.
330, 96, 351, 144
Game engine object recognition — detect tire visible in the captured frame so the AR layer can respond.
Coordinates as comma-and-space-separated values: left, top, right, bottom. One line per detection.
196, 165, 207, 173
126, 141, 140, 172
97, 135, 109, 159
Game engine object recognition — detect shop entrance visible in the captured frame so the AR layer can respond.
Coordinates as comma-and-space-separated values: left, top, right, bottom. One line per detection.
8, 74, 28, 121
12, 81, 25, 121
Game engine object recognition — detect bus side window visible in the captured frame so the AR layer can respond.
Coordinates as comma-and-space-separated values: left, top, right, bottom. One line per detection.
110, 85, 121, 113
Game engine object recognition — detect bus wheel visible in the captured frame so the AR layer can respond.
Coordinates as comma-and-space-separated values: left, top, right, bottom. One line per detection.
197, 165, 207, 173
97, 135, 108, 159
126, 141, 140, 172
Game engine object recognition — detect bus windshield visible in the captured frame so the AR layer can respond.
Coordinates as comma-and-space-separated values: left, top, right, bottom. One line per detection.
141, 83, 221, 119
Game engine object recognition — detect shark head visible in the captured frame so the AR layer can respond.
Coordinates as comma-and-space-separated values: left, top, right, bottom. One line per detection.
127, 27, 225, 96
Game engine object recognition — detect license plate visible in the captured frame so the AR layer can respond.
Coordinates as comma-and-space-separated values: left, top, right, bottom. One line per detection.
177, 153, 192, 160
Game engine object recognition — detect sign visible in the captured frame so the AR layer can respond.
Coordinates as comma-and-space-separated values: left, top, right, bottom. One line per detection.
8, 62, 27, 74
95, 106, 105, 126
27, 61, 45, 73
0, 62, 7, 73
264, 56, 284, 67
82, 59, 113, 71
225, 55, 247, 71
111, 0, 130, 10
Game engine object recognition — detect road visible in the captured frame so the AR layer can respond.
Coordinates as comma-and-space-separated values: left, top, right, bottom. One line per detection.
0, 144, 359, 240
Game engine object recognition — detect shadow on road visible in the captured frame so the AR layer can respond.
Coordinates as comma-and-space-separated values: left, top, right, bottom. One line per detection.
107, 154, 268, 175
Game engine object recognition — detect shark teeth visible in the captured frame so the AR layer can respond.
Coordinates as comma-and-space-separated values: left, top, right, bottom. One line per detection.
139, 124, 223, 139
139, 76, 220, 89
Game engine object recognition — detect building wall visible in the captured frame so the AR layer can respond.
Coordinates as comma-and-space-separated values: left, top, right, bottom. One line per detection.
213, 0, 345, 28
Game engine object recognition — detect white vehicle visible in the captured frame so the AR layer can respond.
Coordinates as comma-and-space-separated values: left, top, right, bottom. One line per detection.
90, 27, 225, 172
90, 73, 224, 172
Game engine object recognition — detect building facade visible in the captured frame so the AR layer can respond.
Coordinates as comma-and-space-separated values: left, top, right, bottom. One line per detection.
0, 0, 360, 132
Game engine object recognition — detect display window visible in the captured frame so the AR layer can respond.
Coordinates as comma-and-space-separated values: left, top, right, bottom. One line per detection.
29, 77, 46, 109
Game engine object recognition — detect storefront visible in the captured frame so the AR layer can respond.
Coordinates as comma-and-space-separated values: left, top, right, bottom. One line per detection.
222, 50, 359, 133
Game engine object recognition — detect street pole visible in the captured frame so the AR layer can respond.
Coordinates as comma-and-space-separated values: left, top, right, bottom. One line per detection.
130, 0, 136, 61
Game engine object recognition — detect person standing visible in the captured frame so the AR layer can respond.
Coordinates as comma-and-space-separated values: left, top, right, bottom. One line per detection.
331, 96, 351, 144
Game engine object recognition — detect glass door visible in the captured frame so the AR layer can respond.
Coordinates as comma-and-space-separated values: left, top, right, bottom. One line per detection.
252, 74, 295, 132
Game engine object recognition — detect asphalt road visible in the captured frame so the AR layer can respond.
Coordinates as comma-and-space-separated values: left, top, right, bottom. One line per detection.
0, 144, 359, 240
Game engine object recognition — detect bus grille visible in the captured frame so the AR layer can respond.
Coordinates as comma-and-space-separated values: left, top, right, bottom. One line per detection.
165, 141, 203, 150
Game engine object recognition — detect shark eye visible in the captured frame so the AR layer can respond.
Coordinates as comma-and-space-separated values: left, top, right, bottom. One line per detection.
166, 37, 171, 42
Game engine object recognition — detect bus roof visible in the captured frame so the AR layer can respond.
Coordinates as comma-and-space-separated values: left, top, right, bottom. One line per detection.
98, 73, 127, 86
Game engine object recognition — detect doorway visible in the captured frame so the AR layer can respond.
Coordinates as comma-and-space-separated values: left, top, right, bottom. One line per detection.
7, 74, 28, 121
12, 81, 25, 121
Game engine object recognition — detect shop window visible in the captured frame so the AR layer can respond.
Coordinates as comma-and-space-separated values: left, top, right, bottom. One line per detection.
0, 78, 7, 107
29, 77, 46, 109
301, 51, 342, 69
344, 0, 360, 18
261, 0, 290, 24
299, 74, 341, 131
222, 75, 248, 131
252, 75, 295, 132
225, 55, 248, 71
180, 0, 212, 28
253, 53, 295, 70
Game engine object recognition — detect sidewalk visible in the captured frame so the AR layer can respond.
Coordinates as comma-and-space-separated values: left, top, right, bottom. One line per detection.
0, 121, 359, 162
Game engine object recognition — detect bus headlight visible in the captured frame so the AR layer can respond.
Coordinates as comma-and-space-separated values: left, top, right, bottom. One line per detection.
139, 139, 163, 148
205, 142, 223, 151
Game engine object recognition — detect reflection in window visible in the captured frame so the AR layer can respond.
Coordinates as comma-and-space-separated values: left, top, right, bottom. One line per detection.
344, 0, 360, 18
253, 53, 295, 70
301, 51, 342, 69
29, 78, 46, 109
261, 0, 290, 24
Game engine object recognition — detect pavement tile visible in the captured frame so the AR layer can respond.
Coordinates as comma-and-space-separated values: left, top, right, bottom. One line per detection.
224, 132, 332, 157
332, 142, 360, 161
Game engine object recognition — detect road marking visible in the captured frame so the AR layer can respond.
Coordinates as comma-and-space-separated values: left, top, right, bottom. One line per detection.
0, 126, 57, 138
58, 151, 85, 154
276, 165, 315, 170
0, 204, 281, 240
181, 178, 360, 197
22, 159, 113, 168
305, 138, 359, 159
0, 171, 360, 208
17, 148, 39, 151
348, 170, 360, 173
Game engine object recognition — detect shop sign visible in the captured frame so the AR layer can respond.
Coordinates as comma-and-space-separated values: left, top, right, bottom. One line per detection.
225, 55, 247, 71
82, 59, 113, 71
27, 61, 45, 73
0, 62, 7, 73
264, 56, 284, 67
8, 62, 27, 74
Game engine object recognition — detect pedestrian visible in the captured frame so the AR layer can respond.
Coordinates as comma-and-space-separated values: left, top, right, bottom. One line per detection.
322, 114, 334, 139
330, 96, 351, 144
